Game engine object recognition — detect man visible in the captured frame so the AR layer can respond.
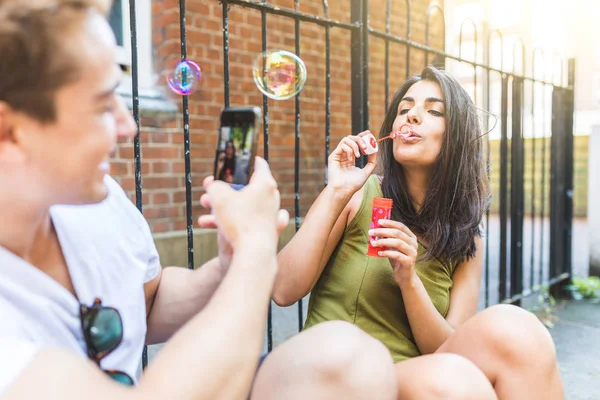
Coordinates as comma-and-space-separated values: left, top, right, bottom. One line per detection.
0, 1, 397, 399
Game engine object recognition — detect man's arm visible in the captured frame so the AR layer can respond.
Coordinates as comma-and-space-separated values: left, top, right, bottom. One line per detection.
5, 158, 285, 400
144, 257, 226, 345
5, 246, 277, 400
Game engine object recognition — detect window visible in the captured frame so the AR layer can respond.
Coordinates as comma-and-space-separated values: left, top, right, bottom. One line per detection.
107, 0, 154, 91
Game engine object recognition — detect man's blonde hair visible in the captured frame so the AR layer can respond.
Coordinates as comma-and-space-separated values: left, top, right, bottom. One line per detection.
0, 0, 113, 122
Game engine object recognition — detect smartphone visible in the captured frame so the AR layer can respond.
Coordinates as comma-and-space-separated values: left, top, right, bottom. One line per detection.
213, 106, 261, 189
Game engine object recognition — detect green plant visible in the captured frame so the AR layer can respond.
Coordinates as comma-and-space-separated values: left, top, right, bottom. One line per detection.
567, 276, 600, 301
527, 285, 559, 329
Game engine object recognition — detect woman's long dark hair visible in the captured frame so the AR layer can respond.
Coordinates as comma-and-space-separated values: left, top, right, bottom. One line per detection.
377, 66, 491, 264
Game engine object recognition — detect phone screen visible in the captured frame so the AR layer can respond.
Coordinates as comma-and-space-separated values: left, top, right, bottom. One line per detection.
214, 107, 260, 188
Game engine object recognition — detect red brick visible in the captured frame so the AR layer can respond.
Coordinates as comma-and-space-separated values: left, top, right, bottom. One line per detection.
122, 0, 444, 232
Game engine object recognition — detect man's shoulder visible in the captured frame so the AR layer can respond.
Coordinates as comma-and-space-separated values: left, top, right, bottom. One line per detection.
53, 175, 143, 229
103, 175, 135, 206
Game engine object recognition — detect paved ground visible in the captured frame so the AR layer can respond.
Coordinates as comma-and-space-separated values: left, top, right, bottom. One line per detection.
146, 217, 595, 398
550, 299, 600, 400
147, 298, 599, 399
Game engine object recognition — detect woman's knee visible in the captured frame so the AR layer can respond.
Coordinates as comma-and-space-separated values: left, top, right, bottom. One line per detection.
398, 354, 495, 400
476, 304, 558, 367
304, 321, 397, 397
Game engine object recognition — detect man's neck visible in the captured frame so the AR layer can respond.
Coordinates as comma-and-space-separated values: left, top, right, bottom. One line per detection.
0, 195, 54, 262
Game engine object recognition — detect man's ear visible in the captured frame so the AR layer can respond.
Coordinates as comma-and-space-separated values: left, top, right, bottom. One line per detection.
0, 103, 26, 164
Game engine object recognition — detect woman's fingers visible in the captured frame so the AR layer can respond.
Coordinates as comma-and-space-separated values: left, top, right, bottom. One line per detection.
369, 227, 414, 244
341, 136, 362, 158
376, 219, 417, 241
377, 249, 413, 262
371, 238, 416, 256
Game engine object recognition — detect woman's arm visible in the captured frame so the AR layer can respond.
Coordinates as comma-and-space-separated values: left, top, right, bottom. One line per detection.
401, 236, 484, 354
373, 220, 484, 354
273, 187, 357, 306
272, 132, 377, 306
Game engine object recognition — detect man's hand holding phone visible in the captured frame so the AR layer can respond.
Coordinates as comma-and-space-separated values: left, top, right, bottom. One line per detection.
198, 157, 290, 272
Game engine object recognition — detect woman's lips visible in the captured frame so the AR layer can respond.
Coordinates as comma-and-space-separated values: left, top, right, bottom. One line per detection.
399, 133, 422, 144
391, 125, 422, 143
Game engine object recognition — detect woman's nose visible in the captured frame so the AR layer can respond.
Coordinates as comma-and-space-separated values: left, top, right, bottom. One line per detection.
406, 106, 422, 125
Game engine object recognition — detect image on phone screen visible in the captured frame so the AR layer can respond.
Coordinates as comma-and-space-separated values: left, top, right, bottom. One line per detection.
215, 123, 255, 186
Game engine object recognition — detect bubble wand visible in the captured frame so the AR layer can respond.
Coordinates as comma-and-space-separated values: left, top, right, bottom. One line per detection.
360, 124, 412, 155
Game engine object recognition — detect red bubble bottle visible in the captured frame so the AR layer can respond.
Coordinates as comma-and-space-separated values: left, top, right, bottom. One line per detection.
366, 197, 393, 257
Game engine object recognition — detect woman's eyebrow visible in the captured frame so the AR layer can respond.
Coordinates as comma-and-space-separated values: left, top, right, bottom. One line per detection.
399, 96, 444, 104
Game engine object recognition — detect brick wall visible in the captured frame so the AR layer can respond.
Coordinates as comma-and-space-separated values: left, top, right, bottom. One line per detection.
111, 0, 445, 233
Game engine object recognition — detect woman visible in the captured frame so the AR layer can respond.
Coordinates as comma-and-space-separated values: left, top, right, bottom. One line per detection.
273, 67, 564, 399
217, 140, 236, 183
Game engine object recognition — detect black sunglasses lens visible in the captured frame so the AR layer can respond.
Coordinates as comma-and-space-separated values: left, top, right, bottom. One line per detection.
106, 370, 134, 386
84, 308, 123, 355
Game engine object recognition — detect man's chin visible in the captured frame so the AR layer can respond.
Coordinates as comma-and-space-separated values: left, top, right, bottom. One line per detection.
70, 183, 109, 206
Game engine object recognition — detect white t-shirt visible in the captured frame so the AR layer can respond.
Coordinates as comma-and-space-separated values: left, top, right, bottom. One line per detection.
0, 176, 161, 395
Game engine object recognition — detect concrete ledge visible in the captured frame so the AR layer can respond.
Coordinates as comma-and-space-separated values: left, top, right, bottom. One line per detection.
153, 221, 299, 268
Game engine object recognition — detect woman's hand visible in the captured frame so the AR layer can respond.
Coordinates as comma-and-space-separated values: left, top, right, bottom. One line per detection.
369, 219, 419, 287
327, 131, 377, 197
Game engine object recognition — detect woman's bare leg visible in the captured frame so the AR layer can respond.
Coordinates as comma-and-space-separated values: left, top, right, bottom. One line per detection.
436, 304, 564, 399
250, 321, 397, 400
395, 353, 497, 400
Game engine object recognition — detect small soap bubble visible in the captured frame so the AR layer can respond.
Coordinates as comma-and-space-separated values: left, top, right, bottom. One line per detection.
252, 50, 307, 100
167, 60, 202, 96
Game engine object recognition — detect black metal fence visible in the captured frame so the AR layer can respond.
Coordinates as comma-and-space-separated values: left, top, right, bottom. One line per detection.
126, 0, 575, 364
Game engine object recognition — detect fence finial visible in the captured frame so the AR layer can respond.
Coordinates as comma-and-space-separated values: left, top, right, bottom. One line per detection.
321, 0, 329, 17
532, 47, 545, 81
553, 51, 565, 87
425, 2, 445, 66
459, 18, 477, 62
486, 29, 504, 71
512, 37, 526, 76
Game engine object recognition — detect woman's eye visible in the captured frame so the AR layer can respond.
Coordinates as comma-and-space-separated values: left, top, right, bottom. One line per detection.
429, 110, 444, 117
398, 109, 409, 115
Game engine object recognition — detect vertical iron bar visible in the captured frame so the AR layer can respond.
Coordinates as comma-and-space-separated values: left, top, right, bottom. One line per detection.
425, 4, 445, 67
179, 0, 194, 270
261, 2, 269, 161
530, 48, 543, 289
259, 0, 273, 353
323, 0, 331, 186
499, 75, 509, 301
530, 79, 536, 289
351, 0, 369, 167
510, 78, 524, 303
128, 0, 146, 369
484, 69, 490, 307
485, 30, 503, 307
223, 2, 230, 107
405, 0, 411, 79
385, 0, 391, 111
539, 84, 547, 285
458, 19, 477, 102
294, 0, 303, 332
549, 85, 564, 297
562, 59, 576, 292
361, 0, 369, 135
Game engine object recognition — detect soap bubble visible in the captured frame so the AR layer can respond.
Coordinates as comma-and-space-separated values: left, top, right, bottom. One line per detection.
252, 50, 307, 100
167, 60, 202, 95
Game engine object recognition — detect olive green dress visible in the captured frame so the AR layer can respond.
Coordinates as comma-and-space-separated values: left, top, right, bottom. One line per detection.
304, 175, 459, 362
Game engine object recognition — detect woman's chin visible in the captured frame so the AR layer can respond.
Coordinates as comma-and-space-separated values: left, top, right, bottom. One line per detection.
393, 152, 435, 169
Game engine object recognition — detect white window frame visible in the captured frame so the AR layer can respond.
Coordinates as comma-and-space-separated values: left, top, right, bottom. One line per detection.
111, 0, 155, 92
